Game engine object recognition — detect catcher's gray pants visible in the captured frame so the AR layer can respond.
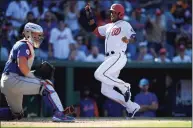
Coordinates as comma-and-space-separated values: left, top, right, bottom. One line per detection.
0, 72, 41, 113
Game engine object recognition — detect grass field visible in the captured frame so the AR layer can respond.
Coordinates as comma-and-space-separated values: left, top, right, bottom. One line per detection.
1, 117, 192, 127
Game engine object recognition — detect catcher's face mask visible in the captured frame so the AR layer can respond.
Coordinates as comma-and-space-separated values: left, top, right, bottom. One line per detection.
31, 32, 44, 48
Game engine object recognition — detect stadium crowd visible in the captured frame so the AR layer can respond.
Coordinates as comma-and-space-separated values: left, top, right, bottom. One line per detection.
0, 0, 191, 118
0, 0, 192, 63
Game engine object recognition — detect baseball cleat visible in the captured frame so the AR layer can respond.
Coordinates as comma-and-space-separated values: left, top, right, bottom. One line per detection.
52, 111, 75, 122
126, 102, 140, 119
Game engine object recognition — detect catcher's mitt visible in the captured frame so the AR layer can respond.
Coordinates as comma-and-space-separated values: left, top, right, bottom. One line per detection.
34, 61, 55, 81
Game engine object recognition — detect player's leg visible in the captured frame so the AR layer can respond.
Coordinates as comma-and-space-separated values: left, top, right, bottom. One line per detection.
94, 53, 130, 101
0, 73, 24, 120
101, 83, 127, 107
0, 90, 24, 120
16, 76, 75, 122
99, 67, 140, 118
101, 83, 140, 118
0, 74, 74, 122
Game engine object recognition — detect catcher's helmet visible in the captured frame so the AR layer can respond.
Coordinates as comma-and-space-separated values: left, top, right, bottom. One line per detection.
110, 4, 125, 19
23, 22, 44, 48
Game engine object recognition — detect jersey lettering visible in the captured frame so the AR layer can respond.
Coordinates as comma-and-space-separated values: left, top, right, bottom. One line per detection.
111, 27, 121, 36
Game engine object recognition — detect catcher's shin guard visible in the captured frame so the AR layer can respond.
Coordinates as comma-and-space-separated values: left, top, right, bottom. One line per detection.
40, 83, 64, 113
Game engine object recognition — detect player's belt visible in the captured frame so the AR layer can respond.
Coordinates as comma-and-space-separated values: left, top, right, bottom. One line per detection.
105, 51, 125, 56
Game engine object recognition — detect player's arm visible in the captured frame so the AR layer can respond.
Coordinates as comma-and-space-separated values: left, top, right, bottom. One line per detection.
147, 94, 159, 111
121, 34, 136, 44
17, 44, 35, 78
18, 57, 35, 78
122, 24, 136, 44
85, 3, 105, 38
147, 101, 158, 111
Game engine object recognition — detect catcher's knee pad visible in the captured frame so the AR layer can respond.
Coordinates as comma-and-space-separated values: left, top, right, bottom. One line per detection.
0, 108, 23, 120
40, 83, 64, 113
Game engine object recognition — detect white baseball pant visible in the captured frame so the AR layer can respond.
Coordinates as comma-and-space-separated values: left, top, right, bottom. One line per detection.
94, 51, 128, 94
94, 51, 137, 110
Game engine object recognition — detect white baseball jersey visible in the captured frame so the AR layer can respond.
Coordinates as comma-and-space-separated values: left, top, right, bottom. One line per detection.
97, 20, 136, 53
49, 27, 75, 59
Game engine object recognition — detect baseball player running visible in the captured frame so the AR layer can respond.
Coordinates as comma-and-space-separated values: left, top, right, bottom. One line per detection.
85, 3, 140, 118
0, 22, 75, 122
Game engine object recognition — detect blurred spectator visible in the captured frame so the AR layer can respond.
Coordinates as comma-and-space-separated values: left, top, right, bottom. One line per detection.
77, 87, 99, 117
1, 22, 18, 61
154, 48, 171, 63
171, 0, 186, 28
49, 20, 75, 60
68, 44, 86, 62
99, 1, 112, 11
180, 10, 192, 39
18, 11, 36, 39
162, 74, 176, 117
86, 46, 105, 62
75, 35, 89, 55
184, 40, 192, 60
172, 44, 191, 63
134, 78, 158, 117
145, 9, 166, 58
4, 22, 18, 47
65, 1, 80, 38
138, 0, 161, 15
32, 0, 48, 22
130, 8, 147, 43
129, 8, 147, 60
6, 0, 29, 29
48, 1, 62, 20
0, 45, 9, 61
36, 11, 57, 60
68, 50, 87, 62
77, 1, 86, 11
103, 98, 126, 117
161, 5, 177, 59
137, 42, 154, 62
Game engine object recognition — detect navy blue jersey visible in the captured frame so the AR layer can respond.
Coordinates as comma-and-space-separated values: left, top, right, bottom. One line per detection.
3, 40, 31, 76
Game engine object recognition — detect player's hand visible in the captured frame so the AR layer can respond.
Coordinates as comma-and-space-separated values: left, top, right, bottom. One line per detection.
122, 36, 129, 44
85, 3, 91, 12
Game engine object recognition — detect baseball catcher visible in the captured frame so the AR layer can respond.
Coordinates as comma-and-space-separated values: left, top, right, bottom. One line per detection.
0, 22, 75, 122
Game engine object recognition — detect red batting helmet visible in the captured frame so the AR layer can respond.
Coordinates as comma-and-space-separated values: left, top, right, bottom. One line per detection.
110, 4, 125, 19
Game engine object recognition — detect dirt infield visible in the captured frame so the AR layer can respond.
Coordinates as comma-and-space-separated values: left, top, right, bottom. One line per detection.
1, 117, 192, 127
